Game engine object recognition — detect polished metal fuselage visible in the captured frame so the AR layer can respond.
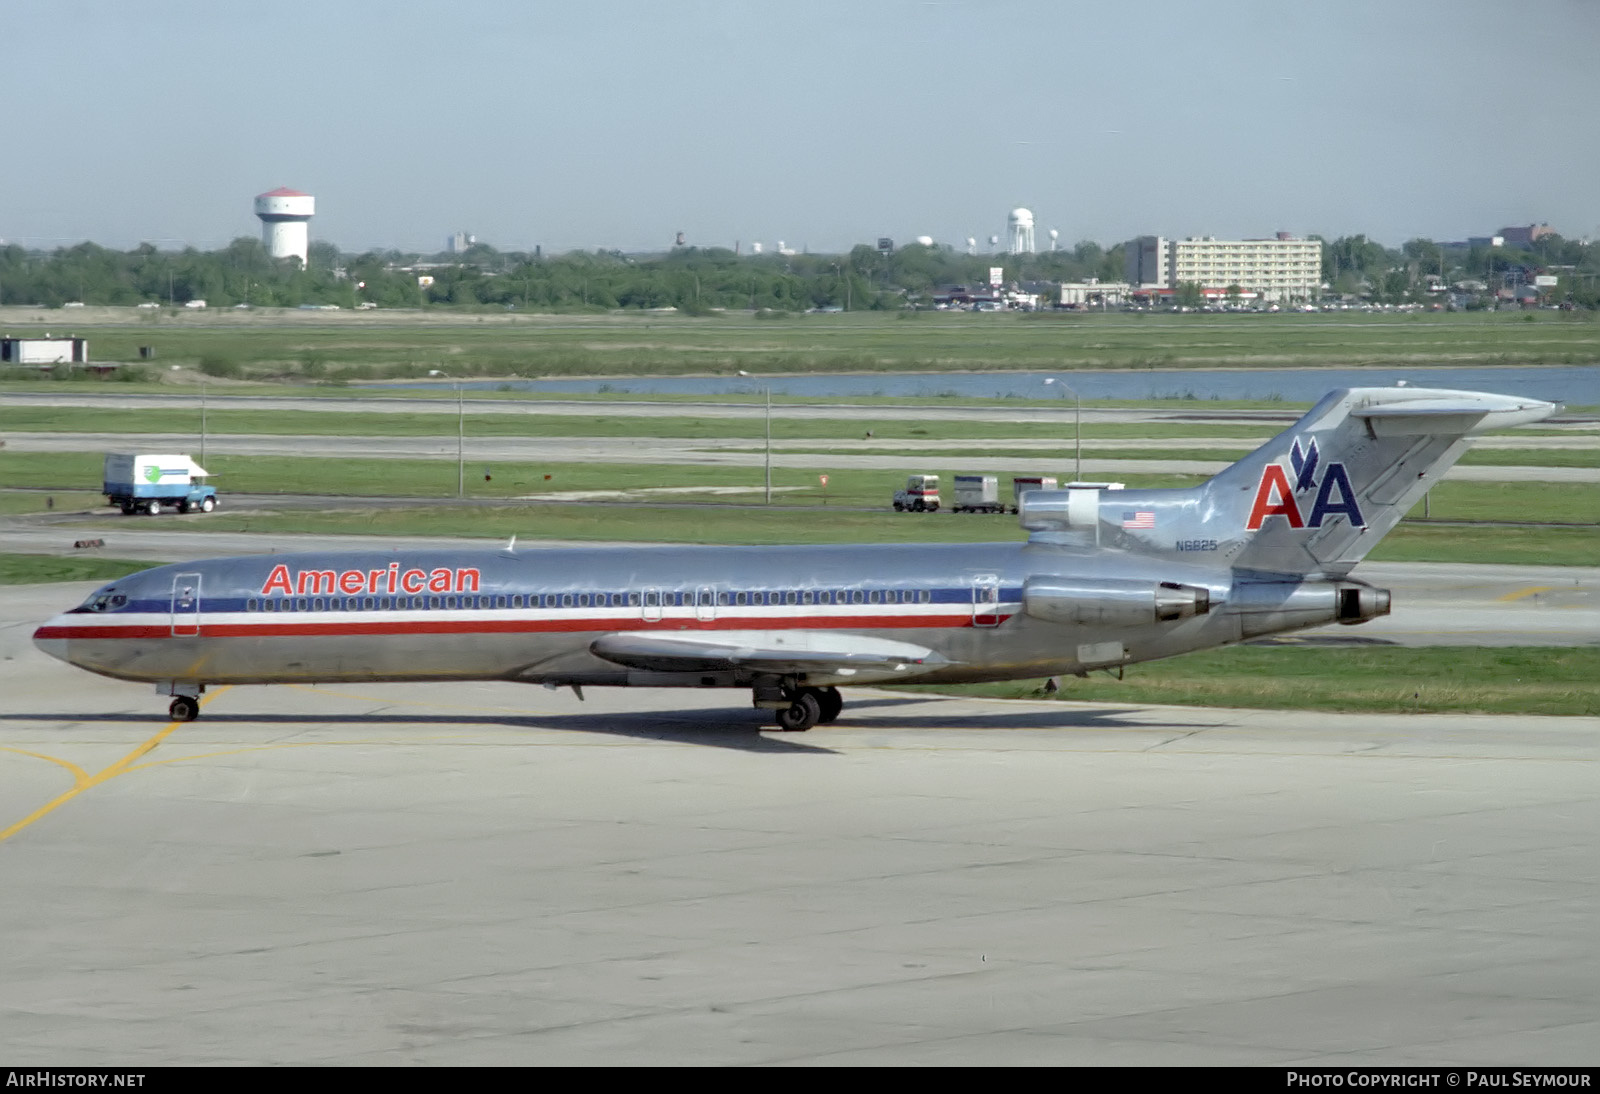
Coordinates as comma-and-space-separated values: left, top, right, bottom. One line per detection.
36, 540, 1253, 691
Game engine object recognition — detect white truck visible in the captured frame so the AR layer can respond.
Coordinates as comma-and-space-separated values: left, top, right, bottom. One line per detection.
891, 474, 940, 512
951, 474, 1006, 514
103, 453, 219, 516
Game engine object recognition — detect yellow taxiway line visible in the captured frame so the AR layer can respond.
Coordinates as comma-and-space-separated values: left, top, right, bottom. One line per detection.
0, 687, 230, 844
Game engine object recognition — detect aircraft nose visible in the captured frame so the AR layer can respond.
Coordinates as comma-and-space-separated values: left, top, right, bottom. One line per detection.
32, 616, 71, 664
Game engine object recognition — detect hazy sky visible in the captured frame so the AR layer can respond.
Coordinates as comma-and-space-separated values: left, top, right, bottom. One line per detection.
6, 0, 1598, 254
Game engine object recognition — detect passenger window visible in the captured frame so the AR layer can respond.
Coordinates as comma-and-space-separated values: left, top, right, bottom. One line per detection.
735, 592, 747, 606
247, 598, 258, 612
313, 598, 325, 611
786, 591, 798, 605
295, 597, 308, 611
561, 594, 573, 608
802, 591, 814, 604
430, 596, 442, 609
920, 590, 931, 603
496, 596, 506, 609
364, 597, 375, 610
628, 592, 640, 606
868, 590, 881, 604
853, 590, 865, 604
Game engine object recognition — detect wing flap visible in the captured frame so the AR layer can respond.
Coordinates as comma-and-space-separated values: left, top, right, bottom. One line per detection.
590, 630, 948, 679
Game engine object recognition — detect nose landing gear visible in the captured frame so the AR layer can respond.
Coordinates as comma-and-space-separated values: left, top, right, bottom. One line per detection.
168, 695, 199, 722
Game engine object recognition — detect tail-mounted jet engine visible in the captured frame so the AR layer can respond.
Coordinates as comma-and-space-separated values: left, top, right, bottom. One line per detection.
1229, 581, 1391, 638
1022, 577, 1211, 628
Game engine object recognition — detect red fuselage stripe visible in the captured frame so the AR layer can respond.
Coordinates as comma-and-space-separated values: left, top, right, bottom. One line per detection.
36, 612, 1011, 641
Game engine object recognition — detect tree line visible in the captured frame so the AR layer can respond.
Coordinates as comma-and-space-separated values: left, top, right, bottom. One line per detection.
0, 232, 1595, 311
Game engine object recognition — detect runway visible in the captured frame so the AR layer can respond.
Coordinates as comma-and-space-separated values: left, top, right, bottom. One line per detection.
6, 429, 1597, 483
1, 583, 1597, 1064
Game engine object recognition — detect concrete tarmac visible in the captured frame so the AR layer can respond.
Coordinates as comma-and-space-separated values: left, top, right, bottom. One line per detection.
7, 429, 1595, 483
1, 584, 1597, 1065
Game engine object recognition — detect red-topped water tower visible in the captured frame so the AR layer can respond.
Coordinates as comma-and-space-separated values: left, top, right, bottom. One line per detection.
254, 187, 315, 267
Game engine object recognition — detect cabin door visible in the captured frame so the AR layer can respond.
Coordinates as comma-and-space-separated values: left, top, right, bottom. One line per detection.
971, 573, 1001, 628
170, 572, 202, 637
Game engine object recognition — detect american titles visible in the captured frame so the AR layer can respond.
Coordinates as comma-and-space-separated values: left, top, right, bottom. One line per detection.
260, 563, 481, 597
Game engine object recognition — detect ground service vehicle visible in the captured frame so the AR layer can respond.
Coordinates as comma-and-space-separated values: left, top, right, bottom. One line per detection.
103, 453, 218, 516
952, 475, 1006, 513
892, 474, 940, 512
1011, 477, 1059, 512
38, 387, 1557, 730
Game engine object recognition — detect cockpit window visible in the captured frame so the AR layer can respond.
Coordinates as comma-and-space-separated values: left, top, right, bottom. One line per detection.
81, 591, 129, 613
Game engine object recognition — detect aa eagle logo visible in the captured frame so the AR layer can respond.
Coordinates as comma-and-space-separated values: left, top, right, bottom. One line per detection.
1245, 437, 1366, 531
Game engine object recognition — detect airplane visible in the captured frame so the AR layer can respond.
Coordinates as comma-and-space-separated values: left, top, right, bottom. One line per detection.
33, 386, 1559, 731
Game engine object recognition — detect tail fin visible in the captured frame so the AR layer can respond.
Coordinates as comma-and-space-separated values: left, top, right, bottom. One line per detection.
1020, 387, 1561, 577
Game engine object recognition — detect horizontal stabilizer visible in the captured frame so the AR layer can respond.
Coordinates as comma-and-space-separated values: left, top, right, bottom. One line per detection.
590, 630, 947, 680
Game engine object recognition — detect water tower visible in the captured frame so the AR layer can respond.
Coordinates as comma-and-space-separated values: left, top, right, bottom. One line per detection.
254, 187, 315, 267
1007, 207, 1035, 254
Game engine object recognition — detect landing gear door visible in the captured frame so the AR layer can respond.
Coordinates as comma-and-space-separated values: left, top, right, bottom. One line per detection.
971, 573, 1001, 628
171, 572, 202, 637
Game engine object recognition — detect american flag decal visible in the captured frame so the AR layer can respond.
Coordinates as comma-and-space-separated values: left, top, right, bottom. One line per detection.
1122, 511, 1155, 529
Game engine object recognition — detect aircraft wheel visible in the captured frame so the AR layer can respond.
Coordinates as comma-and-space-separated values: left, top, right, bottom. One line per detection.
168, 696, 199, 722
200, 497, 215, 512
815, 687, 843, 724
775, 691, 820, 732
146, 499, 162, 516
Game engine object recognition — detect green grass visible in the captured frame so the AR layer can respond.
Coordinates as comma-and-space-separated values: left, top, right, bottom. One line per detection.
1366, 524, 1600, 565
0, 553, 152, 585
0, 490, 108, 516
0, 309, 1596, 382
193, 504, 1034, 545
0, 451, 1202, 509
895, 646, 1600, 717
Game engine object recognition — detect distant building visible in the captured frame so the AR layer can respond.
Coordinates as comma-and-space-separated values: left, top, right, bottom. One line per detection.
1, 336, 88, 364
1125, 232, 1322, 302
1498, 223, 1557, 248
1059, 280, 1130, 308
447, 232, 475, 253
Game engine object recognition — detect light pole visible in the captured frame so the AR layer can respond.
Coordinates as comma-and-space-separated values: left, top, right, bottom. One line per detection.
738, 370, 772, 504
1043, 377, 1081, 482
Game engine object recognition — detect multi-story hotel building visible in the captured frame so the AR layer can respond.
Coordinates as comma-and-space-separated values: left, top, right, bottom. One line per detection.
1125, 233, 1323, 302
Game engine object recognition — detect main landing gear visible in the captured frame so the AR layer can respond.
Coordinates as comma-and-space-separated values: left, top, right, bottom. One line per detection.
767, 685, 843, 732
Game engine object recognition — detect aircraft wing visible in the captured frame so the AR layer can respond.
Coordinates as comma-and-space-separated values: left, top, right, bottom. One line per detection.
589, 630, 949, 679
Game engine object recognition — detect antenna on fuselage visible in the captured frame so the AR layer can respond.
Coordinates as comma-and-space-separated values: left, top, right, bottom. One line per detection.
503, 535, 517, 555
